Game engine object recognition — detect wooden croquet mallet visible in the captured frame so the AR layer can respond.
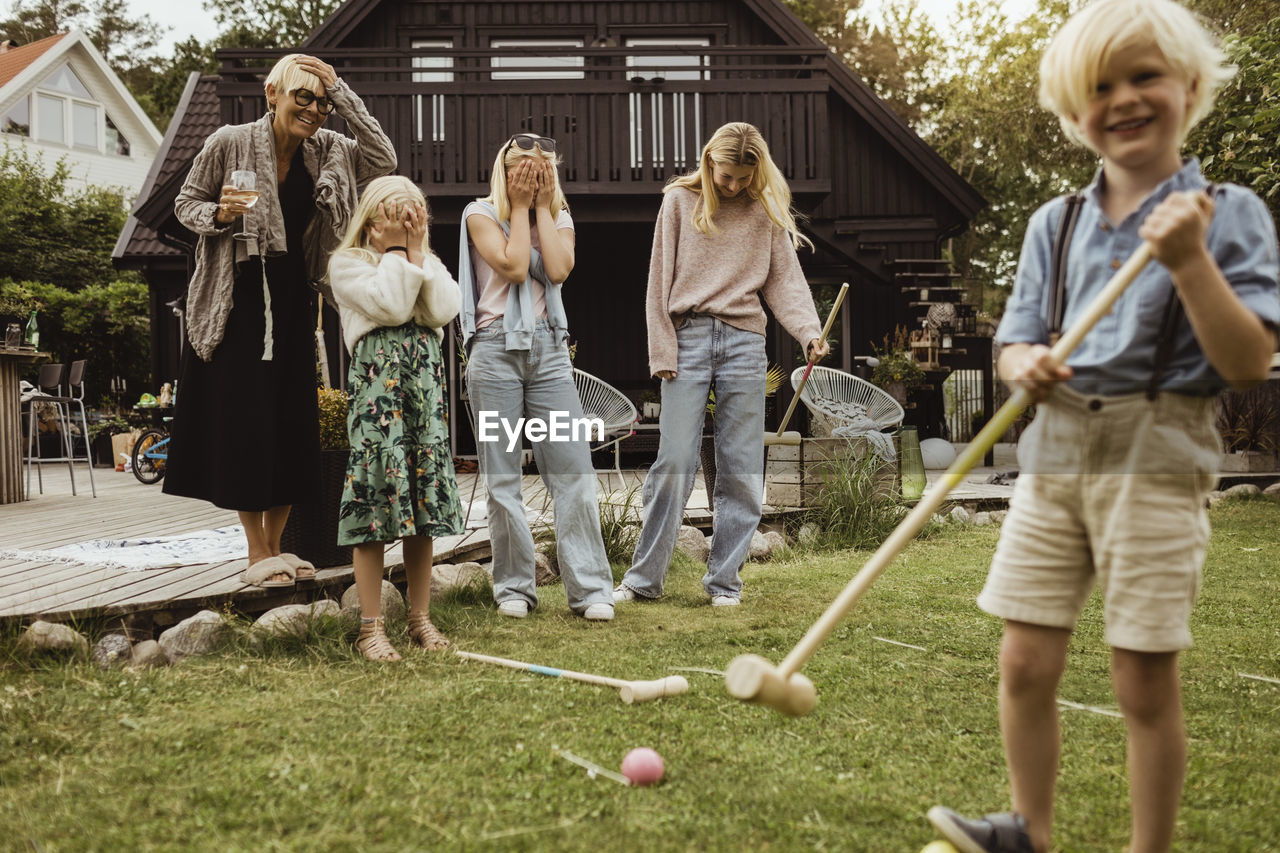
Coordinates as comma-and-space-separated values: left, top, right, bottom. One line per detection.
727, 243, 1155, 716
766, 281, 850, 448
456, 650, 689, 704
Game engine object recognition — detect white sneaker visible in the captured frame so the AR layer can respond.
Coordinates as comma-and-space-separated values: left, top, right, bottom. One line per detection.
612, 586, 637, 603
497, 599, 529, 618
710, 595, 740, 607
583, 603, 614, 621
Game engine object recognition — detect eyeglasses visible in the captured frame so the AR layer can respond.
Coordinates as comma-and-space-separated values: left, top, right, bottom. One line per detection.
504, 134, 557, 155
292, 89, 335, 115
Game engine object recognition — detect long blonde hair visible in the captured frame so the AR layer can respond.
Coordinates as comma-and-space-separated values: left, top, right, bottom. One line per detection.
334, 175, 432, 265
478, 134, 568, 223
665, 122, 812, 250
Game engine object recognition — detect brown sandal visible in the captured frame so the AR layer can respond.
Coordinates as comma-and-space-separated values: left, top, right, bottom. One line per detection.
407, 611, 450, 651
356, 617, 401, 662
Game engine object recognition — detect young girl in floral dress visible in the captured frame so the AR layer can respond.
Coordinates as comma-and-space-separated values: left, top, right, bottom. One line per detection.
329, 175, 465, 661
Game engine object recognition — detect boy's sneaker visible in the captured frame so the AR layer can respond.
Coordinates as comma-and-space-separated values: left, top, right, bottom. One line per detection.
583, 603, 614, 621
612, 585, 637, 603
497, 599, 529, 619
710, 595, 740, 607
926, 806, 1034, 853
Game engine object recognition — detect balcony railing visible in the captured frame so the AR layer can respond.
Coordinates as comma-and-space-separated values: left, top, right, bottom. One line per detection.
214, 46, 832, 197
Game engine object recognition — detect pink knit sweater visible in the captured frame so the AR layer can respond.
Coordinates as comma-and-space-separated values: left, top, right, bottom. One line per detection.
646, 186, 822, 376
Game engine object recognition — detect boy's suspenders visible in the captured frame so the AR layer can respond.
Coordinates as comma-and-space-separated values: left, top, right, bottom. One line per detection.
1046, 184, 1221, 400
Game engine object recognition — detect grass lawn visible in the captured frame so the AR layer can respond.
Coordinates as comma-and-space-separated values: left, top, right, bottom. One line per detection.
2, 498, 1277, 851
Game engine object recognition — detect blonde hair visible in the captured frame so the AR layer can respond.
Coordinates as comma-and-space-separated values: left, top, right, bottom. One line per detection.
478, 134, 568, 223
666, 122, 811, 250
264, 54, 324, 106
334, 175, 431, 264
1039, 0, 1234, 150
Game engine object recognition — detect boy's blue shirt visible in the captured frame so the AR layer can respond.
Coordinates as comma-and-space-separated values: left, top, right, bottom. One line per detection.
997, 158, 1280, 396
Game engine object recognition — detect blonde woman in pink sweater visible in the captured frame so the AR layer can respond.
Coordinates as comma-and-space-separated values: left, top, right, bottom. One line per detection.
615, 122, 829, 607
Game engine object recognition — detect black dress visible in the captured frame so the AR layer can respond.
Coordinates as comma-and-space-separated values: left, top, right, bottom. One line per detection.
163, 149, 322, 511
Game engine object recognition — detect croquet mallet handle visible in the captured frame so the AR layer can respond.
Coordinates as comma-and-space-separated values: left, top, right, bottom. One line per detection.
776, 243, 1154, 679
777, 282, 850, 437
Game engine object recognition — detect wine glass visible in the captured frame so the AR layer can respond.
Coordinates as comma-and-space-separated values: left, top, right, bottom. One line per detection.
230, 170, 259, 209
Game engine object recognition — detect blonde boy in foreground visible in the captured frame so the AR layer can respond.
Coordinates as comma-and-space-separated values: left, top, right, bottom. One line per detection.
928, 1, 1279, 852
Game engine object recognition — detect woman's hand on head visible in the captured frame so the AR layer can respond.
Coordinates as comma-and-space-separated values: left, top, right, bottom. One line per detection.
294, 55, 338, 89
506, 159, 537, 210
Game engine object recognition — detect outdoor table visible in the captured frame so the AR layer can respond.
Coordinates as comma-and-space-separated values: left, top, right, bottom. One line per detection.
0, 347, 50, 504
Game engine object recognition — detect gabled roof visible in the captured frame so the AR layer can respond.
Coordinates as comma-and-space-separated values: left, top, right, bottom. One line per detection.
113, 73, 220, 263
0, 29, 162, 154
0, 33, 66, 88
301, 0, 985, 223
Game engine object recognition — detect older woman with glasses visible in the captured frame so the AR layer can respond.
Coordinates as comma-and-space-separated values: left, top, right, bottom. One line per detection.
458, 132, 616, 622
165, 53, 396, 588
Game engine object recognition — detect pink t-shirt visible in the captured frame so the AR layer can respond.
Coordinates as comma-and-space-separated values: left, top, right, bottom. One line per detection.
467, 206, 574, 330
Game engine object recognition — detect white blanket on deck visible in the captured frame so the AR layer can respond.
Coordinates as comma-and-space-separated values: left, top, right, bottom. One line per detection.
0, 525, 247, 571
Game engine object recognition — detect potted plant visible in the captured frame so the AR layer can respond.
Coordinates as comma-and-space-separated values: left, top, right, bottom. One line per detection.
87, 415, 136, 467
870, 326, 927, 406
1217, 383, 1280, 472
280, 386, 354, 569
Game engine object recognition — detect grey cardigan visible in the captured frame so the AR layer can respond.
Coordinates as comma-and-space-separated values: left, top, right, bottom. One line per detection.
174, 78, 396, 361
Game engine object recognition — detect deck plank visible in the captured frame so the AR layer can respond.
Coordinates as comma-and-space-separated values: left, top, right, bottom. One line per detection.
0, 449, 1021, 626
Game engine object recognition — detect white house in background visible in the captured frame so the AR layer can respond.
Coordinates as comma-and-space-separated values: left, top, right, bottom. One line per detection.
0, 30, 162, 198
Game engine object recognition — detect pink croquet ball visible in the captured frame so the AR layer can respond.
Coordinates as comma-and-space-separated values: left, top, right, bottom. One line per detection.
621, 747, 664, 786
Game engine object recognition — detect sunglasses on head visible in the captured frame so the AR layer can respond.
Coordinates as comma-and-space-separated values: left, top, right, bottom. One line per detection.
292, 88, 334, 115
505, 134, 557, 154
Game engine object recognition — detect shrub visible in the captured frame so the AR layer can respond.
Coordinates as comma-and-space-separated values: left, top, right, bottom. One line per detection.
801, 451, 933, 550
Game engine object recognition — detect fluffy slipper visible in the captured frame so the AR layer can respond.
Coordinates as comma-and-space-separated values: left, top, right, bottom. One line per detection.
279, 553, 317, 580
240, 555, 295, 588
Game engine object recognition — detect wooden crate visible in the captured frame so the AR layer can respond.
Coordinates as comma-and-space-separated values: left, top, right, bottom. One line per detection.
765, 436, 896, 507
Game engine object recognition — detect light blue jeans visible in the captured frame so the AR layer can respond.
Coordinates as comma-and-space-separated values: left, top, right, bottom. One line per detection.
619, 316, 766, 599
466, 320, 614, 613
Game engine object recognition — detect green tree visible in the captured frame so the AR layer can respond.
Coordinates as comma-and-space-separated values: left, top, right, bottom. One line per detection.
1186, 13, 1280, 223
0, 144, 133, 291
204, 0, 342, 49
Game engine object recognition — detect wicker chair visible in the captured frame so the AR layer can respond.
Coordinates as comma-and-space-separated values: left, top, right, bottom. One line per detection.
573, 368, 638, 491
789, 365, 905, 436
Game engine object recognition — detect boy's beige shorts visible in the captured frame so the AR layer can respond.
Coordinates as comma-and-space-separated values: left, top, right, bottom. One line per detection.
979, 385, 1221, 652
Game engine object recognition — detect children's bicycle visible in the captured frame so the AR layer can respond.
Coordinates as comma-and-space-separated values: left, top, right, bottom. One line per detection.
131, 424, 169, 485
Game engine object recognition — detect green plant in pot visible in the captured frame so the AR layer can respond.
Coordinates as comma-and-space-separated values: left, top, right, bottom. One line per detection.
870, 327, 926, 405
281, 386, 354, 569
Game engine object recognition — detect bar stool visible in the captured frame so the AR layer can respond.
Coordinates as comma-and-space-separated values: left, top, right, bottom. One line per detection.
64, 359, 96, 496
23, 362, 92, 497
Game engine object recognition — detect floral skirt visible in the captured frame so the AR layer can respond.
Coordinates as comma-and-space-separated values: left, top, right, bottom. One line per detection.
338, 323, 465, 545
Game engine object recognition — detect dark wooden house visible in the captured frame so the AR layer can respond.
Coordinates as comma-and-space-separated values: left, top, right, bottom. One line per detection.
114, 0, 988, 455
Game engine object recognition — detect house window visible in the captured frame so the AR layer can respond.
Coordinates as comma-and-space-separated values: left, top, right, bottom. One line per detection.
626, 38, 709, 170
43, 64, 91, 97
105, 115, 129, 156
72, 101, 97, 149
36, 93, 64, 143
412, 39, 452, 144
491, 39, 584, 80
2, 95, 29, 136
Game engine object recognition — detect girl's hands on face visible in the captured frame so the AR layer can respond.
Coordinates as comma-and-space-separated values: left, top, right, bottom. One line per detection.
506, 158, 537, 210
533, 160, 556, 209
367, 201, 409, 252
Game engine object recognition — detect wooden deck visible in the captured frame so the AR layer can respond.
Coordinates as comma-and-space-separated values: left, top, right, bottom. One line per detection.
0, 451, 1020, 633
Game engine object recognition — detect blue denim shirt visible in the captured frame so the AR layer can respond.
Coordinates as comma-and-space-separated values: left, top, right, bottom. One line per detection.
997, 159, 1280, 395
